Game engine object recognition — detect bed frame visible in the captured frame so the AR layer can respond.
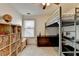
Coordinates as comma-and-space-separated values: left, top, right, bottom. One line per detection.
45, 7, 79, 56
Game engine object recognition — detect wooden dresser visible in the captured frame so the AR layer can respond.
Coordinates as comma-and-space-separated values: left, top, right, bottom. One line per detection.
37, 35, 59, 47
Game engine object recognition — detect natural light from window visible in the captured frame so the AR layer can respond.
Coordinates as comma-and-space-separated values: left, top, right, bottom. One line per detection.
23, 20, 35, 37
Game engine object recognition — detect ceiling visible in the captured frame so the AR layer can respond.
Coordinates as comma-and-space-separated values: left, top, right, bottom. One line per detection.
8, 3, 59, 16
8, 3, 79, 16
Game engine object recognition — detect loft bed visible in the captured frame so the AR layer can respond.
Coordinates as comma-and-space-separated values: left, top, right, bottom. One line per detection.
46, 13, 79, 27
45, 7, 79, 56
46, 8, 60, 27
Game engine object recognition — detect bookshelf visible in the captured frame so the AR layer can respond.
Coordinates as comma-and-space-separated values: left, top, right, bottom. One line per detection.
0, 23, 25, 56
21, 39, 27, 51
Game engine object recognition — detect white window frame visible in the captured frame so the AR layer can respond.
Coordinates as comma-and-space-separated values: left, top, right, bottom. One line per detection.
22, 19, 35, 38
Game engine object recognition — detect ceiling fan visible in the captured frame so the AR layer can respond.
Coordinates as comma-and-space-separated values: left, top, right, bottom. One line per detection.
42, 3, 60, 9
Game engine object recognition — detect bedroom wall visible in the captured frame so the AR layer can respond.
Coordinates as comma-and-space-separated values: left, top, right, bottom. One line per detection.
23, 14, 58, 45
23, 15, 50, 45
0, 4, 22, 25
23, 15, 49, 36
46, 27, 59, 36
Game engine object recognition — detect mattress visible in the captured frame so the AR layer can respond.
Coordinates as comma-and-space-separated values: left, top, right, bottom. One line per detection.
46, 13, 79, 27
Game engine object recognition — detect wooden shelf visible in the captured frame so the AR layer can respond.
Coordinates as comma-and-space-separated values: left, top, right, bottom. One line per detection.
11, 50, 16, 56
0, 46, 10, 56
21, 40, 26, 51
17, 47, 21, 54
0, 23, 24, 56
11, 49, 16, 55
0, 44, 10, 51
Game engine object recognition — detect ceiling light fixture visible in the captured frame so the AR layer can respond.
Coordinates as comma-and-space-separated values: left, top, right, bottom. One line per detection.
27, 13, 31, 15
42, 3, 50, 6
42, 3, 50, 9
42, 3, 60, 10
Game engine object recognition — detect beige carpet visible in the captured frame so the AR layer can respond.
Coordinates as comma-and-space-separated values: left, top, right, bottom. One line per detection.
18, 45, 59, 56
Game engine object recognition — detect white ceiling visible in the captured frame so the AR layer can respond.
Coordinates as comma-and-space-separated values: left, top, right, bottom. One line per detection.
8, 3, 79, 16
9, 3, 59, 16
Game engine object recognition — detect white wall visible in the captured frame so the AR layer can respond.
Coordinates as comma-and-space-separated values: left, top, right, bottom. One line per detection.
46, 27, 59, 36
23, 15, 52, 45
23, 15, 50, 36
0, 4, 22, 25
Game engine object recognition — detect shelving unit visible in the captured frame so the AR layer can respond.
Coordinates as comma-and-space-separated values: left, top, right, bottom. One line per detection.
0, 23, 23, 56
21, 38, 27, 51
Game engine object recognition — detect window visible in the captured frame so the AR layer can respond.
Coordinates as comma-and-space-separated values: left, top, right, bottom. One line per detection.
23, 20, 35, 37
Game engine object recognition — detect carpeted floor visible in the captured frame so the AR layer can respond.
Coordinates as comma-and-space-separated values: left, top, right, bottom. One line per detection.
18, 45, 59, 56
